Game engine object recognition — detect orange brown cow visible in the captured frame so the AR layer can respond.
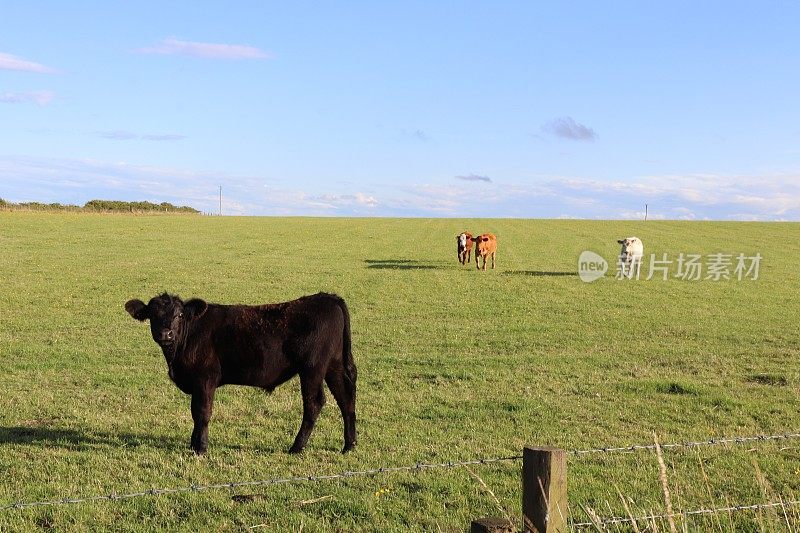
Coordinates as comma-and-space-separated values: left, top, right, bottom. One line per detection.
474, 233, 497, 271
456, 232, 474, 265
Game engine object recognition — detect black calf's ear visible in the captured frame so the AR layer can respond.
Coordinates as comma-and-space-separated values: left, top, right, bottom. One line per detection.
125, 299, 149, 321
617, 239, 625, 244
185, 299, 208, 319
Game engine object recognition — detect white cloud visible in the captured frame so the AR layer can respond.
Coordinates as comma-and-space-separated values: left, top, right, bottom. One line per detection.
306, 192, 378, 209
397, 128, 431, 142
539, 174, 800, 220
455, 174, 492, 183
391, 174, 800, 219
0, 52, 57, 73
141, 134, 187, 141
355, 192, 378, 206
0, 156, 380, 216
136, 38, 271, 60
672, 207, 697, 220
0, 90, 54, 106
0, 156, 222, 211
1, 155, 798, 219
97, 130, 138, 140
542, 117, 597, 141
617, 210, 665, 220
95, 130, 186, 141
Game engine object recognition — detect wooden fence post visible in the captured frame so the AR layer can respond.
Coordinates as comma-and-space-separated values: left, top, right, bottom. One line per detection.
522, 447, 567, 532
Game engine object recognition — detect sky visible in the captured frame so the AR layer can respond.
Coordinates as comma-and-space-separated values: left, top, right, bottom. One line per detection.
2, 2, 799, 219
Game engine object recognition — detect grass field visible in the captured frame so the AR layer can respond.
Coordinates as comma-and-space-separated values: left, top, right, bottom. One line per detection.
1, 212, 798, 531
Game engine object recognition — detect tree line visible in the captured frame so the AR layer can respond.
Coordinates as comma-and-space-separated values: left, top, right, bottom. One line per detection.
0, 198, 199, 214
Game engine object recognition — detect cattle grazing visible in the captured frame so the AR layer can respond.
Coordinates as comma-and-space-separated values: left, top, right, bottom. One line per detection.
456, 231, 474, 265
124, 292, 357, 455
617, 236, 644, 279
474, 233, 497, 271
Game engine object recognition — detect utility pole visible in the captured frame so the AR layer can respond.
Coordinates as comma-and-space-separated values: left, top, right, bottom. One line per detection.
218, 186, 222, 216
644, 203, 648, 221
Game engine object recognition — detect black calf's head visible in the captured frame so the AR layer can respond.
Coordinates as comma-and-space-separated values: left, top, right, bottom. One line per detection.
125, 293, 208, 347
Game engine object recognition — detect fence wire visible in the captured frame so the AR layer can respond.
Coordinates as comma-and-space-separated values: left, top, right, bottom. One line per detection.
572, 499, 800, 529
0, 456, 523, 511
568, 431, 800, 455
1, 431, 798, 512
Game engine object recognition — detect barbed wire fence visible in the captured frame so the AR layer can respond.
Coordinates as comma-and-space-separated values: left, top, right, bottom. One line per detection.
572, 499, 800, 530
2, 431, 799, 527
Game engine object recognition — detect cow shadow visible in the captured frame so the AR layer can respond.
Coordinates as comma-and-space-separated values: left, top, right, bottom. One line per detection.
0, 425, 183, 451
0, 425, 297, 455
503, 270, 577, 277
364, 259, 445, 270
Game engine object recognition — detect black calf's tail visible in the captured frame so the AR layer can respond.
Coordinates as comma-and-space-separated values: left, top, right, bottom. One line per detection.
336, 296, 357, 388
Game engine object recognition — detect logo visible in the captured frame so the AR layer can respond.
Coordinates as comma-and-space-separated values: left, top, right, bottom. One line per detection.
578, 251, 608, 283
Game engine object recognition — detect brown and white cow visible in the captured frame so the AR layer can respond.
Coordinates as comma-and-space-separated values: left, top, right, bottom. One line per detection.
474, 233, 497, 271
456, 232, 474, 265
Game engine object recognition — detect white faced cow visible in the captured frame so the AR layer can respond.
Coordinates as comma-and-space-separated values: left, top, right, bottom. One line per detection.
617, 237, 644, 279
456, 232, 474, 265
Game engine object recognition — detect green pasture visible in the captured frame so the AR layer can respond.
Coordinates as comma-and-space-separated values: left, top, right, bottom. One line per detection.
0, 212, 798, 531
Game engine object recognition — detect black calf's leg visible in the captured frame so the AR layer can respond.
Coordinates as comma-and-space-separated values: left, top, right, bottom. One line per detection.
326, 369, 357, 453
190, 385, 215, 454
289, 371, 326, 454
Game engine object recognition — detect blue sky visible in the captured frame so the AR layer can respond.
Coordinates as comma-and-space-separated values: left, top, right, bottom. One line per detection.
2, 2, 799, 219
